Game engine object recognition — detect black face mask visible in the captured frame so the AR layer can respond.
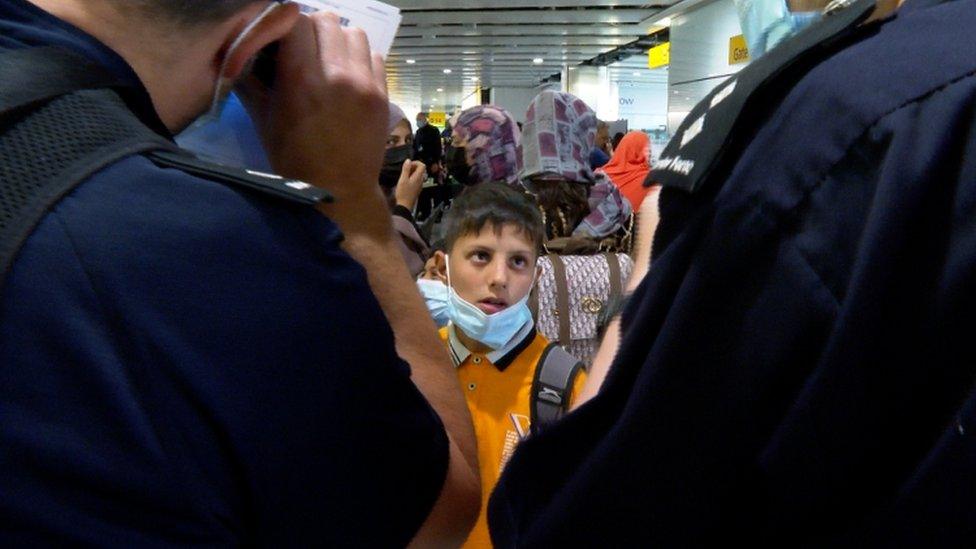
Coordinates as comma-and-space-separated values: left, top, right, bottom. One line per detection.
448, 147, 472, 186
379, 144, 412, 188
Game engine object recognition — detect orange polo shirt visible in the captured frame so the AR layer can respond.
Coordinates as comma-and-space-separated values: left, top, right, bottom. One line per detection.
440, 323, 586, 549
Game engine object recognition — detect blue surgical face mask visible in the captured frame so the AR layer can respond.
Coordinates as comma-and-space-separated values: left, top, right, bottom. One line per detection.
733, 0, 823, 59
445, 255, 534, 350
417, 279, 451, 328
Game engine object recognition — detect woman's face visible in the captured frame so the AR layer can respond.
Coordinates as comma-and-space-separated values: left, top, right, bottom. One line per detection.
386, 120, 413, 149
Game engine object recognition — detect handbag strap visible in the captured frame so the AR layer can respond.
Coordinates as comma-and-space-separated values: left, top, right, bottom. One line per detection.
529, 285, 540, 320
547, 253, 573, 345
604, 253, 624, 301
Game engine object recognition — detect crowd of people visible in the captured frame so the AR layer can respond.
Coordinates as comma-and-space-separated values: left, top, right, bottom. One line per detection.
2, 0, 975, 546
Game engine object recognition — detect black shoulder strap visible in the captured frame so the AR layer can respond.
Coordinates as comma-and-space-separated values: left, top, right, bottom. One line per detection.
531, 342, 584, 434
0, 47, 132, 117
0, 47, 331, 291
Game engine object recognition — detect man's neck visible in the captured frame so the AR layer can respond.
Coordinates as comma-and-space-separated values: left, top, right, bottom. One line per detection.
26, 0, 234, 132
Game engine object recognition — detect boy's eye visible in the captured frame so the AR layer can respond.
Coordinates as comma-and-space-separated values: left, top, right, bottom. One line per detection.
511, 256, 528, 269
472, 251, 490, 263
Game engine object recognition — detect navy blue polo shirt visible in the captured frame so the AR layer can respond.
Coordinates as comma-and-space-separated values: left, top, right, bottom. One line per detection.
0, 1, 447, 546
491, 0, 976, 546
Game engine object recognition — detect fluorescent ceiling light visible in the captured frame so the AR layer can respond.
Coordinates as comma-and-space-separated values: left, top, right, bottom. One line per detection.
406, 59, 416, 64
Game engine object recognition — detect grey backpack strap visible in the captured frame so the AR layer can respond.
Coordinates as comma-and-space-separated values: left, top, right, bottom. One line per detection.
531, 342, 584, 434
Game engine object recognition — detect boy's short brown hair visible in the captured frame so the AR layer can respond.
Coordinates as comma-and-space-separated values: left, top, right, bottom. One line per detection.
442, 184, 545, 255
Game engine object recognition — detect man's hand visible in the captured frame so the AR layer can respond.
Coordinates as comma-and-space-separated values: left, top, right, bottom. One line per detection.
242, 13, 481, 545
246, 12, 391, 240
395, 160, 427, 212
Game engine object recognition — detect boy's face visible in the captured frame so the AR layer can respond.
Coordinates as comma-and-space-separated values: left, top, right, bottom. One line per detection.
438, 223, 539, 315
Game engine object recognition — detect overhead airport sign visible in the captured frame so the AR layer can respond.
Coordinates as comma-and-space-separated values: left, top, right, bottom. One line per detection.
428, 112, 447, 128
648, 42, 670, 69
729, 35, 750, 65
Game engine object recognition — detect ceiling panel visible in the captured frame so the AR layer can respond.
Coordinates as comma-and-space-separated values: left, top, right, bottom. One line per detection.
384, 1, 679, 113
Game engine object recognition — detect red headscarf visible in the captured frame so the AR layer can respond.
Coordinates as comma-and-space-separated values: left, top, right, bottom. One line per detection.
600, 131, 651, 211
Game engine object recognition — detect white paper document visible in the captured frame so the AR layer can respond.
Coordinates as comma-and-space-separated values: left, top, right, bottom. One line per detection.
292, 0, 402, 58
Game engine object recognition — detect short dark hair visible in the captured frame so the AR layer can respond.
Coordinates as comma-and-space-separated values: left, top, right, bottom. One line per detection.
442, 184, 545, 255
122, 0, 262, 25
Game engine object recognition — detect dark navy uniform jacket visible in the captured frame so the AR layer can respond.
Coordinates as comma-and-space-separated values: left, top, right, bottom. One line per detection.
491, 0, 976, 546
0, 1, 446, 546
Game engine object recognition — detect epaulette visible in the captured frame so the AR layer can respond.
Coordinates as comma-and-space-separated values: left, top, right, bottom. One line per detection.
149, 150, 333, 206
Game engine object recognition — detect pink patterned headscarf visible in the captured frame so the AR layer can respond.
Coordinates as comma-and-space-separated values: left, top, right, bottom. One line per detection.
521, 91, 631, 238
520, 90, 598, 185
450, 105, 522, 186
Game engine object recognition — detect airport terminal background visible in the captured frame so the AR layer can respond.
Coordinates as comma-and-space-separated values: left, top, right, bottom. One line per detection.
5, 0, 976, 546
180, 0, 752, 170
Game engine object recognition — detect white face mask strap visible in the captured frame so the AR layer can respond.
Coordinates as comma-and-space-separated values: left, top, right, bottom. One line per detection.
206, 1, 281, 120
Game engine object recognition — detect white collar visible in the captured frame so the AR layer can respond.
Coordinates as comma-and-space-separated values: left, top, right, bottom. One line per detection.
447, 320, 536, 370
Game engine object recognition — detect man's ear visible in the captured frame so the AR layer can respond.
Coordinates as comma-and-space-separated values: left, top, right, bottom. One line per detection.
218, 2, 301, 82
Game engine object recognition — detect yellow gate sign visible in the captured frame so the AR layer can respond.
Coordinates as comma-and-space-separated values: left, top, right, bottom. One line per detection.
648, 42, 670, 69
729, 34, 750, 65
428, 111, 447, 128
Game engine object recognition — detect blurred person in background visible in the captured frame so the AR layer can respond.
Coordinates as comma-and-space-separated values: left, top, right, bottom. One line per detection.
589, 120, 612, 170
447, 105, 522, 188
414, 111, 443, 173
521, 91, 631, 242
382, 103, 431, 277
599, 131, 652, 213
611, 131, 626, 152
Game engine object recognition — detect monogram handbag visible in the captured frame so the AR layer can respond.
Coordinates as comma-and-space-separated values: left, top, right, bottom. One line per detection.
530, 252, 634, 367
